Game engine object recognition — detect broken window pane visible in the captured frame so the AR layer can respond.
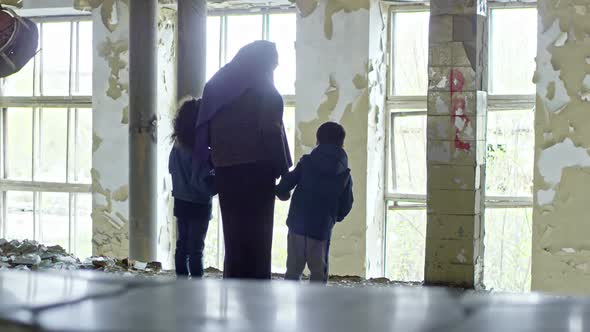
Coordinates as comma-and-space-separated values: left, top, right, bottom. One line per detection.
39, 192, 70, 251
489, 8, 537, 95
41, 22, 72, 96
484, 208, 532, 292
392, 11, 429, 96
74, 21, 93, 96
269, 13, 296, 95
38, 108, 68, 182
391, 113, 427, 194
5, 191, 34, 241
75, 108, 92, 184
226, 15, 263, 63
385, 204, 426, 282
206, 16, 221, 81
6, 108, 33, 181
75, 193, 92, 259
485, 109, 534, 197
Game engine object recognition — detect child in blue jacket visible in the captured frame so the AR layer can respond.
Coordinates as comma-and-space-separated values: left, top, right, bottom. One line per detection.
276, 122, 353, 283
169, 98, 215, 277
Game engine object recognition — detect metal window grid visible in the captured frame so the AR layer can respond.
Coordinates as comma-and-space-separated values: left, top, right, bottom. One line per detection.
386, 5, 536, 209
384, 5, 537, 277
0, 16, 92, 256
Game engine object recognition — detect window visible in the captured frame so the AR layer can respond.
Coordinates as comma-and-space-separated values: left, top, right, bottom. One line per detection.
204, 11, 297, 271
484, 7, 536, 292
0, 18, 93, 259
385, 10, 429, 282
386, 7, 535, 290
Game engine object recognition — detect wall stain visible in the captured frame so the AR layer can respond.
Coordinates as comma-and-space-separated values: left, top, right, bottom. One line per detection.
353, 73, 368, 89
121, 105, 129, 124
290, 0, 319, 17
98, 37, 129, 100
112, 185, 129, 202
533, 0, 590, 294
324, 0, 370, 40
298, 75, 340, 148
74, 0, 129, 32
92, 132, 103, 153
547, 81, 556, 100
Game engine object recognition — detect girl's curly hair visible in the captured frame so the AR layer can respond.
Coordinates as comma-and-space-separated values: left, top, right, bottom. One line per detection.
171, 97, 200, 151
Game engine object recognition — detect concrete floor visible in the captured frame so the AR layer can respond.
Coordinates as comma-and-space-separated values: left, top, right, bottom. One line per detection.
0, 269, 584, 331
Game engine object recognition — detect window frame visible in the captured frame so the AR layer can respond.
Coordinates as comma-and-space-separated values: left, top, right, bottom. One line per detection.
208, 8, 296, 107
384, 3, 536, 279
0, 15, 92, 256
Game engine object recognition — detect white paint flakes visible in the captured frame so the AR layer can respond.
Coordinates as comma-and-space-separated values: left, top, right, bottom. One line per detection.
456, 249, 467, 263
544, 132, 553, 141
537, 20, 571, 113
573, 263, 590, 272
537, 138, 590, 205
586, 57, 590, 65
454, 115, 466, 130
554, 32, 568, 47
583, 75, 590, 90
574, 5, 587, 15
436, 96, 448, 114
562, 248, 576, 254
437, 76, 448, 89
537, 189, 556, 206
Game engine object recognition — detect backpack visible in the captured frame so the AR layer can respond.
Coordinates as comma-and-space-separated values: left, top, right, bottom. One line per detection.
0, 6, 38, 78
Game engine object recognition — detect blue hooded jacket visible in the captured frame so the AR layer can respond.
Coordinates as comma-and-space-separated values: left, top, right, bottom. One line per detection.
276, 144, 354, 241
169, 145, 215, 205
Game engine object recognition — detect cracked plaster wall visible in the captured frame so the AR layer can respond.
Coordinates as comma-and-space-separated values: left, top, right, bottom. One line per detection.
532, 0, 590, 294
91, 0, 130, 259
91, 1, 176, 267
295, 0, 386, 277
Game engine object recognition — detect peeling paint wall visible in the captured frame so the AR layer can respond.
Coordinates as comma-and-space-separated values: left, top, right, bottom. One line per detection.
532, 0, 590, 294
91, 0, 130, 258
156, 6, 177, 269
365, 0, 387, 278
91, 1, 176, 267
296, 0, 385, 277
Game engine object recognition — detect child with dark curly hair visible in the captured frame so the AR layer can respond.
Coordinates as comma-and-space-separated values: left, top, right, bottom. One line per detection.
169, 97, 215, 277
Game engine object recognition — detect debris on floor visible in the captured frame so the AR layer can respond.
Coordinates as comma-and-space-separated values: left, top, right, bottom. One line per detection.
0, 239, 419, 287
0, 239, 171, 278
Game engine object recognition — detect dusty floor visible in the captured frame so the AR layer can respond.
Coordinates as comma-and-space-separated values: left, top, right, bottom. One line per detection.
0, 239, 422, 287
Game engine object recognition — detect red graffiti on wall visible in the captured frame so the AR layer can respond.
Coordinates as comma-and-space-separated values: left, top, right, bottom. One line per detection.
450, 68, 471, 151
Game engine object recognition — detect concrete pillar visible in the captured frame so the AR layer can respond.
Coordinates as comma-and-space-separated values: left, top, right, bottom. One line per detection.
295, 0, 387, 277
128, 0, 158, 262
425, 0, 488, 288
91, 1, 130, 258
531, 0, 590, 294
177, 0, 207, 99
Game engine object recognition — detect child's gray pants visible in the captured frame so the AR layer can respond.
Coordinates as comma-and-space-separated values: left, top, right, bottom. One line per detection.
284, 232, 330, 283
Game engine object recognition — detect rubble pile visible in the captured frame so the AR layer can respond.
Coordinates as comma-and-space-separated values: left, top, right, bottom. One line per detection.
0, 239, 79, 271
0, 239, 418, 287
0, 239, 172, 278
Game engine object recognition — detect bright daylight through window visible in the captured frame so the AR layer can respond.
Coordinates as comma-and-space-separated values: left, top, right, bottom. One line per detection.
0, 18, 93, 259
386, 7, 536, 291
